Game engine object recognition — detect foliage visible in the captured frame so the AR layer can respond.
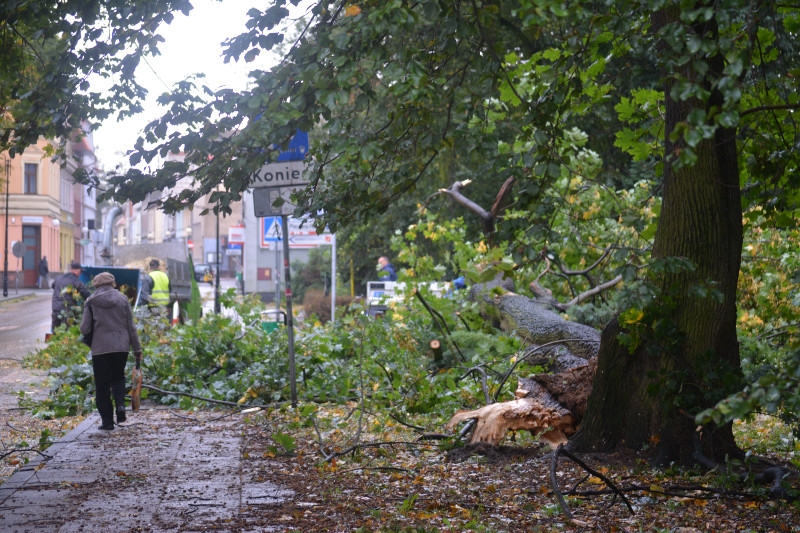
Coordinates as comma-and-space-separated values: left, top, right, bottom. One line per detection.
0, 0, 193, 157
302, 288, 355, 324
696, 215, 800, 435
698, 348, 800, 437
26, 249, 526, 430
291, 246, 332, 303
184, 254, 204, 323
22, 326, 95, 418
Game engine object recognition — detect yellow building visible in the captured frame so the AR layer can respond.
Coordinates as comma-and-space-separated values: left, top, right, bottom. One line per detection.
1, 131, 96, 289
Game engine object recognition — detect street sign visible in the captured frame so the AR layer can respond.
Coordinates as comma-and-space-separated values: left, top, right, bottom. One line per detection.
11, 241, 23, 258
276, 130, 309, 162
252, 186, 305, 217
250, 161, 308, 188
250, 159, 309, 217
260, 216, 332, 249
261, 217, 282, 247
228, 225, 245, 244
288, 233, 334, 248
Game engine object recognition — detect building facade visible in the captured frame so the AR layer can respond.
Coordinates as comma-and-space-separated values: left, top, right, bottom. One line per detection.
97, 151, 243, 277
0, 128, 97, 290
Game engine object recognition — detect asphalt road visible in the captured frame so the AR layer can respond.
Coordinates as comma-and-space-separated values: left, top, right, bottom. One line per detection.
0, 290, 51, 412
0, 290, 51, 362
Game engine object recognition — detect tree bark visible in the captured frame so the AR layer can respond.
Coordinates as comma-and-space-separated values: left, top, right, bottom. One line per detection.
569, 6, 744, 465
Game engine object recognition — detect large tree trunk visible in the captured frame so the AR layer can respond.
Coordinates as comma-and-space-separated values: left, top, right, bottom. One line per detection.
569, 7, 744, 465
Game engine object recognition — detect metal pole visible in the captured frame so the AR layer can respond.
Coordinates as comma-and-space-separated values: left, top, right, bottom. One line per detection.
214, 205, 221, 314
281, 214, 297, 407
3, 157, 9, 297
330, 233, 336, 325
274, 218, 280, 305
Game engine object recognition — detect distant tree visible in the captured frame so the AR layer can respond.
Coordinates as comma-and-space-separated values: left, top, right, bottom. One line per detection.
0, 0, 190, 158
291, 246, 330, 303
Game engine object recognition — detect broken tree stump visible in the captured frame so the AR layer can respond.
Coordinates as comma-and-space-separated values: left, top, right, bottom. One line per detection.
448, 291, 601, 447
446, 377, 581, 449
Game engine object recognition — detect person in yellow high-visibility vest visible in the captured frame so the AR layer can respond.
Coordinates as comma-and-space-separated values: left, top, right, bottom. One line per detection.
141, 259, 172, 312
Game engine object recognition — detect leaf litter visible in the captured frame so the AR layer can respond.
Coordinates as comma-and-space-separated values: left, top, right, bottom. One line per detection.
1, 399, 798, 531
235, 404, 800, 532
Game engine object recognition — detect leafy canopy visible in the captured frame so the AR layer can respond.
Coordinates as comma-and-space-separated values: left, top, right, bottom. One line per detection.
1, 0, 192, 156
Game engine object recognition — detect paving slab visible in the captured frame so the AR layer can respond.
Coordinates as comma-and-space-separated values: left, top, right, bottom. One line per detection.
0, 408, 292, 532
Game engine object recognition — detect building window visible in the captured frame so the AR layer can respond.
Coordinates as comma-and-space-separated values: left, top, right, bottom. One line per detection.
24, 163, 37, 194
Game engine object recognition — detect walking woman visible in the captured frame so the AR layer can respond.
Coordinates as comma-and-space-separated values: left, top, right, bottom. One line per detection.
80, 272, 142, 430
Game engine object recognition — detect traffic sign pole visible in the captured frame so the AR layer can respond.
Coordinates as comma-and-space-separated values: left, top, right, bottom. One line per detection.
282, 215, 298, 408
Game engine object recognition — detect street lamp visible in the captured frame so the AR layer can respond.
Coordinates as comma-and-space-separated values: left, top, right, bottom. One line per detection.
2, 155, 10, 297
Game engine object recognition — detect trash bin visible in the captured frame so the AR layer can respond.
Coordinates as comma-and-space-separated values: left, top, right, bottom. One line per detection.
261, 309, 287, 333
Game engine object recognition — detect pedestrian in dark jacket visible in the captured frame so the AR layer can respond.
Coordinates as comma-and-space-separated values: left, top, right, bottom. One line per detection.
377, 256, 398, 281
38, 256, 49, 289
80, 271, 142, 430
51, 261, 91, 332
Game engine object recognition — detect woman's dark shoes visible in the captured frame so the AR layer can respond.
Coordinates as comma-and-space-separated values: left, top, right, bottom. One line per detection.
98, 423, 115, 430
116, 409, 127, 423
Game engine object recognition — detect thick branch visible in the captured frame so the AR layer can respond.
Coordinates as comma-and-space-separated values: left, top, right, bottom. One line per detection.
143, 383, 245, 407
439, 180, 494, 235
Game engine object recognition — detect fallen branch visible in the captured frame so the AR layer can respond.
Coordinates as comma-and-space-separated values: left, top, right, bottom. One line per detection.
143, 383, 243, 407
493, 338, 600, 401
323, 440, 438, 463
551, 444, 635, 516
458, 365, 492, 405
692, 431, 792, 500
549, 444, 574, 520
310, 414, 332, 458
167, 409, 238, 422
6, 421, 24, 432
0, 448, 51, 461
417, 433, 451, 441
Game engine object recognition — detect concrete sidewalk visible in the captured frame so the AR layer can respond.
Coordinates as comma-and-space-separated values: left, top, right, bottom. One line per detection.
0, 407, 293, 532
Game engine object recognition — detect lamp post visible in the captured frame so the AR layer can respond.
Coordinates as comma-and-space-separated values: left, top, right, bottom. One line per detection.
2, 156, 9, 297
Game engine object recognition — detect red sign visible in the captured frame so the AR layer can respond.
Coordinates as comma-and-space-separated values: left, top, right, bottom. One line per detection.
229, 225, 245, 245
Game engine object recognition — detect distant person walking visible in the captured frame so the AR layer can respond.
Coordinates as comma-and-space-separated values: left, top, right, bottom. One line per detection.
38, 256, 49, 289
80, 271, 142, 430
51, 261, 91, 332
377, 256, 397, 281
141, 259, 172, 312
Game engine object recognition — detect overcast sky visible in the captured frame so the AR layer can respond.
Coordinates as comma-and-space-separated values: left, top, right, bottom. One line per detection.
93, 0, 307, 171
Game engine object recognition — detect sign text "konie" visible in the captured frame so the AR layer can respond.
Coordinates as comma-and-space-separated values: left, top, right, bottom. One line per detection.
250, 161, 309, 188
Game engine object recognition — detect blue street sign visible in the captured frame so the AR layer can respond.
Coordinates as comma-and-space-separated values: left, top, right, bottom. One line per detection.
261, 216, 282, 246
276, 130, 309, 162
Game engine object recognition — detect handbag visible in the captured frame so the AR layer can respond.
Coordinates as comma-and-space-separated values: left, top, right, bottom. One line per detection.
131, 363, 143, 412
80, 303, 94, 347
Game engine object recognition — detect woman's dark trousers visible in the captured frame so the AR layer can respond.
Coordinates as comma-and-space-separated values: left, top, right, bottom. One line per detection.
92, 352, 128, 425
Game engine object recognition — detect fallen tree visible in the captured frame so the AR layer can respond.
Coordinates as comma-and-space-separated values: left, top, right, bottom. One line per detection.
439, 180, 613, 448
447, 286, 603, 448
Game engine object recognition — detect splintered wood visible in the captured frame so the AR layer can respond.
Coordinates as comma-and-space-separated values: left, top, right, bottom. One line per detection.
446, 377, 580, 449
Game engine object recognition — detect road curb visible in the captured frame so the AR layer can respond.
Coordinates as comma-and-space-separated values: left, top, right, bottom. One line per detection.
0, 292, 37, 305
